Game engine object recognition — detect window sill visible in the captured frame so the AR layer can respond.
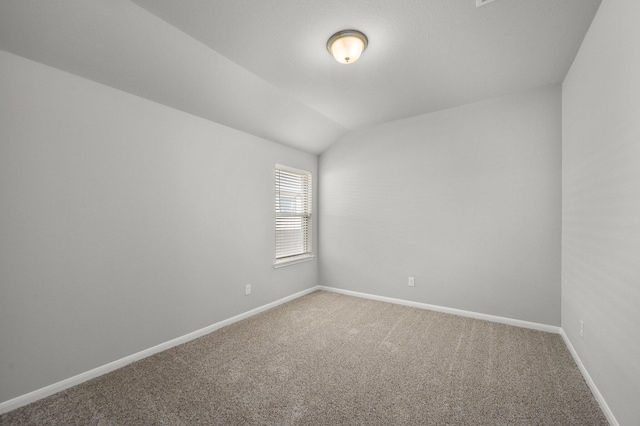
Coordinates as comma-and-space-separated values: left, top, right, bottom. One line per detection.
273, 255, 315, 269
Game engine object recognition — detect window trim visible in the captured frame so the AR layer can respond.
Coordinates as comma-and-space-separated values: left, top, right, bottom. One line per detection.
274, 164, 314, 268
273, 253, 315, 269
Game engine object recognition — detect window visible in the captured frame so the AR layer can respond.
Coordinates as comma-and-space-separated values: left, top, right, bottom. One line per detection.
274, 164, 313, 267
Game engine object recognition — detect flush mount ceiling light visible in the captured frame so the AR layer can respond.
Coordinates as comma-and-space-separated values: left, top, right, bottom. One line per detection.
326, 29, 368, 64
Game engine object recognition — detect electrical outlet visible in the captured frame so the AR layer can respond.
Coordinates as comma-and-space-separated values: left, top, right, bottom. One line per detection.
579, 320, 584, 338
245, 284, 251, 295
408, 277, 415, 287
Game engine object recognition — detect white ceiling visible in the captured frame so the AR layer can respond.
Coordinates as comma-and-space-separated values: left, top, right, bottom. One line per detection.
0, 0, 601, 154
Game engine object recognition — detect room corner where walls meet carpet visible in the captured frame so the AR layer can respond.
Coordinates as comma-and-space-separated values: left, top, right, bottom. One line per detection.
0, 290, 608, 425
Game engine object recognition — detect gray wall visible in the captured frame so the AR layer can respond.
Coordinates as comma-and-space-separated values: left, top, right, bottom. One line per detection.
319, 86, 562, 326
0, 50, 317, 404
562, 0, 640, 424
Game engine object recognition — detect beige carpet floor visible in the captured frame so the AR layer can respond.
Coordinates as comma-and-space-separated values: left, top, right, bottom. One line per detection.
1, 290, 608, 425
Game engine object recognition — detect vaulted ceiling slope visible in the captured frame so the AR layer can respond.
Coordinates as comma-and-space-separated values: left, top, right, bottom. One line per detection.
0, 0, 601, 154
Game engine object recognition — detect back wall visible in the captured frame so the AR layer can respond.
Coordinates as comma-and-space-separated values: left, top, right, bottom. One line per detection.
319, 86, 561, 326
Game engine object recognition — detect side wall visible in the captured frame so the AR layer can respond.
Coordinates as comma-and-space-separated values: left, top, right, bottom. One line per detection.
562, 0, 640, 424
0, 50, 318, 404
319, 86, 562, 326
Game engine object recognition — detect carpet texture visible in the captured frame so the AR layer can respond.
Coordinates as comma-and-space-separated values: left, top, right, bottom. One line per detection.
1, 291, 608, 425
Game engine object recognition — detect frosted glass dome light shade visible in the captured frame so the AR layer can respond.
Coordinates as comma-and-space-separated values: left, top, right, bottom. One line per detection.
327, 30, 368, 64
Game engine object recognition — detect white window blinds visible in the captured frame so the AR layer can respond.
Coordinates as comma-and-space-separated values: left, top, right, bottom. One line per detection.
275, 165, 312, 260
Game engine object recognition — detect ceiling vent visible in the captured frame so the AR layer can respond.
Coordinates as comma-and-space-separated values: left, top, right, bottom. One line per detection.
476, 0, 496, 7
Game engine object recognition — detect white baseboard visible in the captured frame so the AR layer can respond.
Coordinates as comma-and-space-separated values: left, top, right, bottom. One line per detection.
560, 329, 619, 426
318, 286, 561, 334
0, 286, 320, 415
2, 285, 616, 426
320, 286, 619, 424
